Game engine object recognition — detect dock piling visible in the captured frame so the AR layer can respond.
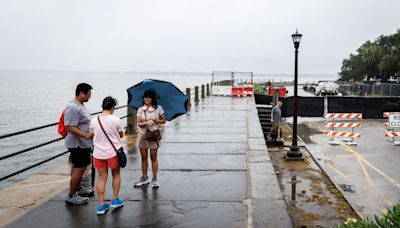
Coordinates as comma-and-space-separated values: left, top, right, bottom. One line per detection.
186, 88, 191, 110
126, 106, 137, 135
195, 86, 199, 102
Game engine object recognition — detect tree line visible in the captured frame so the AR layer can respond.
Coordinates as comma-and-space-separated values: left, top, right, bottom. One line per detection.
339, 29, 400, 82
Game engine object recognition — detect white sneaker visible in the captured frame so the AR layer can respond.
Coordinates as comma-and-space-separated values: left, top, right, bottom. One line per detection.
151, 177, 160, 188
134, 176, 150, 187
65, 193, 89, 205
77, 186, 93, 197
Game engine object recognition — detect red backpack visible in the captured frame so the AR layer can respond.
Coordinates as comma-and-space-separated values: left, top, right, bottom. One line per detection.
58, 111, 68, 137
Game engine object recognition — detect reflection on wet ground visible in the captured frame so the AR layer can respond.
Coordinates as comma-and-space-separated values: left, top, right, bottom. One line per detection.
268, 141, 359, 227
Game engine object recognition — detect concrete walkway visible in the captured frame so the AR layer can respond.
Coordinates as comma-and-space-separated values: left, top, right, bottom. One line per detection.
8, 96, 291, 228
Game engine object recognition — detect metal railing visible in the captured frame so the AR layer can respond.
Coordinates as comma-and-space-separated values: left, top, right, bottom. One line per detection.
1, 80, 231, 182
338, 82, 400, 96
182, 84, 209, 109
0, 105, 128, 182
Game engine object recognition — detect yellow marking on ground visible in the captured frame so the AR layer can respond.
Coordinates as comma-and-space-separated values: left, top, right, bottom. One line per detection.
336, 155, 355, 158
314, 123, 325, 132
378, 127, 389, 133
327, 164, 347, 178
340, 146, 352, 153
339, 140, 400, 189
356, 158, 374, 186
310, 121, 400, 189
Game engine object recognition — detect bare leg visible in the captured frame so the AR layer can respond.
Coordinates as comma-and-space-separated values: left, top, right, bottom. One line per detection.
150, 149, 158, 178
111, 167, 121, 200
69, 166, 86, 196
140, 148, 149, 177
268, 122, 275, 138
96, 168, 108, 205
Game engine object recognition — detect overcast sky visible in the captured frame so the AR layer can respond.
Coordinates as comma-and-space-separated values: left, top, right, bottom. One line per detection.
0, 0, 399, 75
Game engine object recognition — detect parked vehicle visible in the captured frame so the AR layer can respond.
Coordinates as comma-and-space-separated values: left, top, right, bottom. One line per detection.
315, 81, 339, 96
303, 82, 318, 93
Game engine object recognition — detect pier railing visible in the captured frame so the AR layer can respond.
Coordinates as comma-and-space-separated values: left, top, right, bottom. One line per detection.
183, 83, 212, 109
0, 81, 218, 182
0, 105, 128, 182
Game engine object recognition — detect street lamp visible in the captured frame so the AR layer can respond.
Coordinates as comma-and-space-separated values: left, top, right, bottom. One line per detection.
287, 29, 303, 158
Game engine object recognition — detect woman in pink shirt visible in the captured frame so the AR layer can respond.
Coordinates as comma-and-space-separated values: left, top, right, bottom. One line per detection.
89, 96, 124, 215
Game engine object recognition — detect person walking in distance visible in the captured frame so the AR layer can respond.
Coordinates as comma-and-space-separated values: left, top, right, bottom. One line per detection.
64, 83, 94, 205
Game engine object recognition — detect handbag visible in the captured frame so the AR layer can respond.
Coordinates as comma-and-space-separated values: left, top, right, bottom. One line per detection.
144, 111, 161, 141
97, 116, 127, 168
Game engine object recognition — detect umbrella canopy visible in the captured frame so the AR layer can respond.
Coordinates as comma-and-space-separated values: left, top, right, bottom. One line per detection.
127, 79, 188, 121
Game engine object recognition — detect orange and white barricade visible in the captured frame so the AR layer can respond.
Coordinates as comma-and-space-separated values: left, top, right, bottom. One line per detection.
324, 113, 362, 146
383, 112, 400, 146
231, 86, 244, 97
383, 112, 400, 118
323, 131, 361, 138
212, 86, 233, 96
243, 84, 253, 96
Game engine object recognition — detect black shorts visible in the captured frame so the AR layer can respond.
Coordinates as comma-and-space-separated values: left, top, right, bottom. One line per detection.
68, 147, 92, 168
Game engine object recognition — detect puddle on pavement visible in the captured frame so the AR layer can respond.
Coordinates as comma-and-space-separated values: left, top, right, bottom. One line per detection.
268, 125, 359, 227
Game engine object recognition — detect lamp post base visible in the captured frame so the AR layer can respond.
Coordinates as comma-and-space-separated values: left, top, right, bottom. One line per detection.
286, 145, 303, 159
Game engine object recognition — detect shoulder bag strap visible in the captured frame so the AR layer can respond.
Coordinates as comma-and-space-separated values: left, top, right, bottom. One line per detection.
143, 109, 159, 130
97, 116, 118, 152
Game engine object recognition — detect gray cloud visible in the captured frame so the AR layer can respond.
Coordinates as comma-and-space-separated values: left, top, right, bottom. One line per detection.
0, 0, 399, 74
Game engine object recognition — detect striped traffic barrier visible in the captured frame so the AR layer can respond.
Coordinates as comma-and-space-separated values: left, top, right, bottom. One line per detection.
212, 86, 233, 96
324, 113, 362, 146
323, 131, 361, 138
383, 112, 400, 118
231, 86, 244, 97
383, 112, 400, 146
243, 84, 253, 96
325, 113, 362, 119
384, 132, 400, 138
324, 122, 361, 128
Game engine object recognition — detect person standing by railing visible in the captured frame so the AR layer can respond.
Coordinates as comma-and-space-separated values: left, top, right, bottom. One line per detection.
64, 83, 94, 205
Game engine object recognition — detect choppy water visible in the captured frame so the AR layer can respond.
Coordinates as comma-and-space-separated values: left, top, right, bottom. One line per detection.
0, 70, 331, 189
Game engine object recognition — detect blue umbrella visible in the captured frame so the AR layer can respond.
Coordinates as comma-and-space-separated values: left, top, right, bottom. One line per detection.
127, 79, 189, 121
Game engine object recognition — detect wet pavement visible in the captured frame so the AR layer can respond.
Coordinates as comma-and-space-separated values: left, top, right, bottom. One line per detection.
8, 96, 291, 228
295, 118, 400, 219
267, 144, 358, 227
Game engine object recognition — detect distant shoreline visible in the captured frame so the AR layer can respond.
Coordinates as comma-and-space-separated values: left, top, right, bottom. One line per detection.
0, 68, 337, 78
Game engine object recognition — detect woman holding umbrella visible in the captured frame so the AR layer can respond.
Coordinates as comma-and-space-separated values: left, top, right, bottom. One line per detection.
134, 90, 166, 188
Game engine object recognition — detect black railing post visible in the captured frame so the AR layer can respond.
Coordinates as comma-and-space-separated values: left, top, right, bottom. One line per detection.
186, 88, 191, 110
194, 86, 199, 102
126, 106, 137, 135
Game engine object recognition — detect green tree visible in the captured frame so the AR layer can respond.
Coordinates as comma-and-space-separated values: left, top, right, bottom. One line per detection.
339, 29, 400, 82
